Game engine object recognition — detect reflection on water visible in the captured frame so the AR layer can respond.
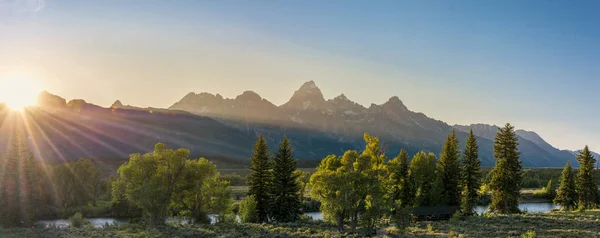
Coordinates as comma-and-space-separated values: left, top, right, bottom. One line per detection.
304, 203, 558, 221
38, 203, 558, 227
305, 212, 323, 221
475, 202, 558, 214
37, 215, 221, 228
37, 218, 129, 228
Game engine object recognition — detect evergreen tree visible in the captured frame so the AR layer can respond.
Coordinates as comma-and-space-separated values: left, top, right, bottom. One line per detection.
247, 134, 272, 223
575, 146, 598, 209
388, 149, 411, 208
554, 162, 577, 211
437, 130, 461, 206
489, 123, 522, 214
409, 151, 438, 207
270, 137, 302, 222
0, 133, 39, 227
461, 129, 481, 216
544, 179, 557, 200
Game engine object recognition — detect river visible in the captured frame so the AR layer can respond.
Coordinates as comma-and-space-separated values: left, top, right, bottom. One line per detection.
37, 202, 559, 228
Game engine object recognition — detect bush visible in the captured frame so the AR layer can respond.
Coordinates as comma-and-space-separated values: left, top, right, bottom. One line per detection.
239, 195, 259, 223
521, 230, 536, 238
69, 212, 88, 228
301, 198, 321, 212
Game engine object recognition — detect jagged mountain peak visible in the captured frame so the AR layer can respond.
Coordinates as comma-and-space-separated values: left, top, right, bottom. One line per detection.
334, 93, 349, 101
382, 96, 408, 111
235, 90, 262, 102
282, 81, 326, 110
300, 80, 318, 90
111, 100, 123, 108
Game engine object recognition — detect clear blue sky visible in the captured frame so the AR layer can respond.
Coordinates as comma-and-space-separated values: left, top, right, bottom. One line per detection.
1, 0, 599, 151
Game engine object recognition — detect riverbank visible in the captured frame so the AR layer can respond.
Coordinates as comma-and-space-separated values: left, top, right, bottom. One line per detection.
4, 210, 599, 237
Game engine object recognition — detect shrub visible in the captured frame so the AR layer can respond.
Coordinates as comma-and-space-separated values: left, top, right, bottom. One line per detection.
239, 195, 259, 223
393, 205, 412, 234
69, 212, 88, 228
521, 230, 536, 238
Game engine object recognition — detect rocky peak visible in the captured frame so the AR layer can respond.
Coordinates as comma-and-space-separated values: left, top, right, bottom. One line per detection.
382, 96, 408, 111
111, 100, 123, 108
282, 81, 326, 110
37, 91, 67, 108
333, 93, 349, 102
235, 91, 262, 103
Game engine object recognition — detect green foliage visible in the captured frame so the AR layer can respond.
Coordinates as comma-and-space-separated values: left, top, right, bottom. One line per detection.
575, 146, 598, 210
461, 129, 481, 216
437, 130, 462, 206
239, 195, 259, 223
489, 123, 522, 214
309, 133, 387, 233
544, 179, 557, 200
391, 204, 412, 234
54, 158, 103, 208
112, 143, 190, 225
521, 230, 536, 238
172, 158, 232, 224
387, 149, 411, 208
221, 173, 247, 186
247, 134, 272, 223
270, 137, 302, 222
0, 133, 41, 227
69, 212, 88, 228
409, 151, 439, 207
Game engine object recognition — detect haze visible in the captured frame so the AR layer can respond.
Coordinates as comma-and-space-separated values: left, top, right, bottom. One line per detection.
1, 0, 599, 151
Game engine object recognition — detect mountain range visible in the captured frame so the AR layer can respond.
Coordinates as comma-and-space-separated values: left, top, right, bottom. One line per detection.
0, 81, 593, 168
167, 81, 583, 167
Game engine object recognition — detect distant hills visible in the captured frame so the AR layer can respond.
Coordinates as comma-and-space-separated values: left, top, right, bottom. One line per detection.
0, 81, 593, 168
167, 81, 585, 167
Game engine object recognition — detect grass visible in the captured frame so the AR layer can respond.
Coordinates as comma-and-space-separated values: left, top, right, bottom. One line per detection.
4, 210, 598, 237
406, 209, 600, 237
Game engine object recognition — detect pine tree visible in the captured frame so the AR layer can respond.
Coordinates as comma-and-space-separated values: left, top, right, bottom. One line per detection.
544, 179, 556, 200
461, 129, 481, 216
247, 134, 272, 223
489, 123, 522, 214
437, 130, 461, 206
387, 149, 411, 222
270, 137, 302, 222
0, 133, 39, 227
575, 146, 598, 209
554, 162, 577, 211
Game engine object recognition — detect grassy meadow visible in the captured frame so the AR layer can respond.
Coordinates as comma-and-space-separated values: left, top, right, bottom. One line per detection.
2, 210, 599, 237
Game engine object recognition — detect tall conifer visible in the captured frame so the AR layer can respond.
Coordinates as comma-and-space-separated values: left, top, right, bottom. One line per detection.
461, 130, 480, 216
575, 146, 598, 209
489, 123, 522, 214
270, 137, 302, 222
248, 134, 272, 223
437, 130, 461, 206
554, 162, 577, 211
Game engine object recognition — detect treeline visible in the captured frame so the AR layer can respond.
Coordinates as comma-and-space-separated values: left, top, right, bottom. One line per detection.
307, 129, 484, 233
1, 123, 598, 233
0, 134, 108, 227
554, 147, 599, 210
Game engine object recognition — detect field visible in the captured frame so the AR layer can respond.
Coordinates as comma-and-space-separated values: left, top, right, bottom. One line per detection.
2, 210, 599, 237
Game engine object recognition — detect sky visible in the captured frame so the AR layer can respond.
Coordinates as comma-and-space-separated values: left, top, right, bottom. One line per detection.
0, 0, 599, 151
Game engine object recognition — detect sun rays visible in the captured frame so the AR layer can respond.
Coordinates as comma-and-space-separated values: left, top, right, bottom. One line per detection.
0, 75, 43, 111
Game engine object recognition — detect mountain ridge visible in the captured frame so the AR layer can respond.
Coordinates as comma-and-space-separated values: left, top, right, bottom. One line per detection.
168, 81, 579, 167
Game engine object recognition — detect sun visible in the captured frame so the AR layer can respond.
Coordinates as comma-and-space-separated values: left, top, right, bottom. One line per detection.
0, 76, 43, 110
